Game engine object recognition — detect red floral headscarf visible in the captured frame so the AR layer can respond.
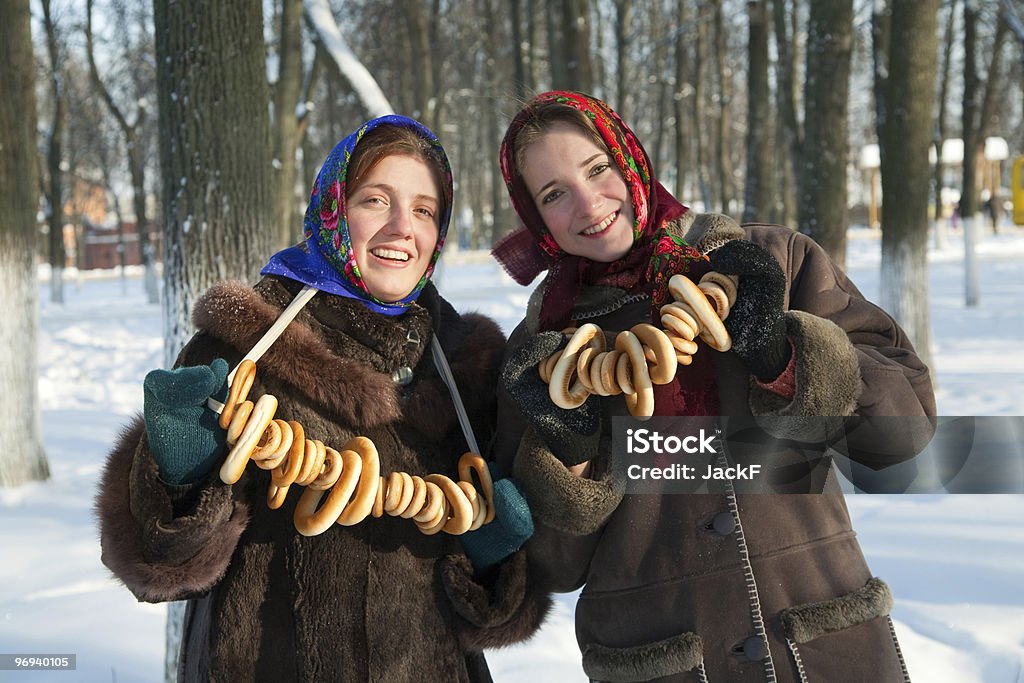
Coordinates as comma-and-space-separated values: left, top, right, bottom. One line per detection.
493, 91, 705, 331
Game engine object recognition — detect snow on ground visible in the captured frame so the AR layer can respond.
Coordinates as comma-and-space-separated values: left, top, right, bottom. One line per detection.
1, 226, 1023, 682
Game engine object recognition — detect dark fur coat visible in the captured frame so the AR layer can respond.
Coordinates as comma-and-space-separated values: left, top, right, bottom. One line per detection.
96, 276, 549, 682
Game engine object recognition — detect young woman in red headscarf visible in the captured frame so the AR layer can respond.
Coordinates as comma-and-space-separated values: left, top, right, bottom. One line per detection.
490, 91, 936, 683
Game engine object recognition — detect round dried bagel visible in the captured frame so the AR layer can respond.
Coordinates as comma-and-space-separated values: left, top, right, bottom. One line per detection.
668, 274, 731, 352
549, 323, 602, 409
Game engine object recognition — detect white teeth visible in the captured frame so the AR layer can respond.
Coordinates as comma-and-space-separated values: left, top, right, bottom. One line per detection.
371, 248, 410, 262
582, 212, 617, 236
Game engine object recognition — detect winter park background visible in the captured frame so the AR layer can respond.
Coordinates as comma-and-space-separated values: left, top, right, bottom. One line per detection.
1, 226, 1023, 682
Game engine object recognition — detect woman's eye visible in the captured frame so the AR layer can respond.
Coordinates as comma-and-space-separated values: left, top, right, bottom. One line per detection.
590, 162, 610, 177
415, 207, 435, 219
541, 189, 563, 205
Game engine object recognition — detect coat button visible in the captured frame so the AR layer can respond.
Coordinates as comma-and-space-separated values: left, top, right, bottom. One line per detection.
743, 636, 768, 662
711, 511, 735, 535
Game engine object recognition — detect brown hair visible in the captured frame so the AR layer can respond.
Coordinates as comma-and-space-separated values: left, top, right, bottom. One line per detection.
346, 124, 451, 218
512, 102, 607, 173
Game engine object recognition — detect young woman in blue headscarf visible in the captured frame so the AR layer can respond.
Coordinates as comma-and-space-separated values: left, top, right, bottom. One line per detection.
97, 116, 547, 682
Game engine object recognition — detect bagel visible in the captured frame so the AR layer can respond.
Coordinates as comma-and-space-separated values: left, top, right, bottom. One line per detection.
549, 323, 602, 409
668, 274, 731, 352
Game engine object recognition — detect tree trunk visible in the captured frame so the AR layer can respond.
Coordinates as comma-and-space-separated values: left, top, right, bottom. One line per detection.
155, 0, 275, 362
673, 0, 689, 201
0, 0, 49, 488
799, 0, 853, 267
273, 0, 303, 249
561, 0, 593, 91
962, 1, 981, 307
772, 0, 800, 227
693, 6, 712, 210
743, 0, 771, 224
154, 0, 275, 673
614, 0, 632, 120
713, 0, 732, 215
932, 0, 957, 250
42, 0, 65, 304
878, 0, 938, 372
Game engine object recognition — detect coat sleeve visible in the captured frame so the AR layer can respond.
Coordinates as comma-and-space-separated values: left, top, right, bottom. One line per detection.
745, 226, 937, 468
95, 333, 251, 604
486, 324, 622, 594
95, 416, 250, 603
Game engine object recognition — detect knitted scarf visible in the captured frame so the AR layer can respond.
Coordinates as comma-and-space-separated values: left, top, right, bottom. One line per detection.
492, 91, 705, 331
262, 115, 453, 315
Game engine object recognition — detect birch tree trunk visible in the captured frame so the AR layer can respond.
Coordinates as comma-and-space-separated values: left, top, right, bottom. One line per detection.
878, 0, 938, 371
0, 0, 49, 488
42, 0, 66, 304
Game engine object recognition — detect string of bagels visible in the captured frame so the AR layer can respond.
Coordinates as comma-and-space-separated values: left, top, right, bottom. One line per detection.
208, 271, 735, 537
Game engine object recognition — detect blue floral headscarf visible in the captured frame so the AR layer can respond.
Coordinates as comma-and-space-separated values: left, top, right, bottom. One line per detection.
262, 115, 453, 315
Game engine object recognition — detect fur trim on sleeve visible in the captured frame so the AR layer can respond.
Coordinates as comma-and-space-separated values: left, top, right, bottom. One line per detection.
440, 550, 552, 650
95, 416, 250, 603
748, 310, 860, 441
512, 429, 623, 536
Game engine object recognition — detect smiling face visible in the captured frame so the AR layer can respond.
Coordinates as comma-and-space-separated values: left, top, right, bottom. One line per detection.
346, 154, 441, 302
518, 121, 635, 263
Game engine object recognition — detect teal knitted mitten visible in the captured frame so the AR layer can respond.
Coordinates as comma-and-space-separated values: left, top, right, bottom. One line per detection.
459, 465, 535, 573
143, 358, 229, 486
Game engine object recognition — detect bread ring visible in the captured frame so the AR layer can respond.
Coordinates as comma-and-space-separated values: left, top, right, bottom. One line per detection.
630, 323, 677, 385
294, 447, 361, 536
699, 271, 738, 307
424, 474, 474, 535
458, 452, 495, 525
615, 330, 655, 419
576, 346, 598, 393
400, 475, 428, 519
670, 336, 699, 355
549, 323, 602, 409
668, 274, 731, 352
660, 302, 700, 340
698, 281, 731, 320
676, 352, 694, 366
220, 394, 277, 484
296, 438, 326, 486
219, 359, 256, 430
599, 350, 622, 395
539, 349, 561, 384
615, 350, 635, 396
335, 436, 380, 526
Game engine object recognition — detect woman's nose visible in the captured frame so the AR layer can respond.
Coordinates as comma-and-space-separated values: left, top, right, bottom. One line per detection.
575, 185, 603, 217
384, 206, 414, 237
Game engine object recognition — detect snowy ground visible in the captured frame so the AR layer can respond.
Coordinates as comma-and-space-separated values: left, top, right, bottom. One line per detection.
2, 225, 1023, 682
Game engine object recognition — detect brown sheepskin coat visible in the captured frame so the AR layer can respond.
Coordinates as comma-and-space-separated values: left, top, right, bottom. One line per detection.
96, 276, 549, 682
495, 215, 936, 683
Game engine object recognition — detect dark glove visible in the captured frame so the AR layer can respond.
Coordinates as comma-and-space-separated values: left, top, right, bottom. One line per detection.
501, 331, 601, 466
708, 239, 790, 380
459, 465, 534, 573
143, 358, 229, 486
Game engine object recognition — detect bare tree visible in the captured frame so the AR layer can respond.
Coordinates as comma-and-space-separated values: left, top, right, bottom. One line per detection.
932, 0, 958, 250
42, 0, 67, 304
876, 0, 938, 370
0, 0, 49, 488
799, 0, 853, 266
85, 0, 159, 303
743, 0, 771, 223
272, 0, 304, 248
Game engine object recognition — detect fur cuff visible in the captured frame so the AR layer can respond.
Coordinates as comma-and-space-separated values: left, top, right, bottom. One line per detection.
96, 417, 250, 603
749, 310, 860, 440
582, 631, 704, 682
780, 577, 894, 644
512, 429, 623, 536
680, 212, 746, 254
440, 550, 552, 650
